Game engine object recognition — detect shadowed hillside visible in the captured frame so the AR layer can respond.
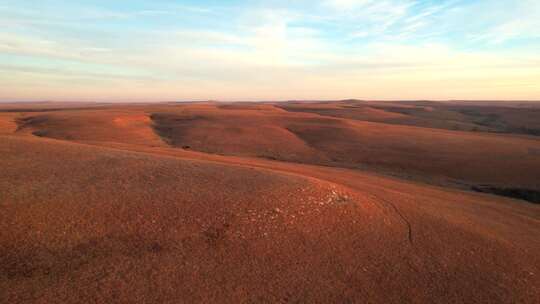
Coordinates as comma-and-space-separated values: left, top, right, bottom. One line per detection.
1, 101, 540, 303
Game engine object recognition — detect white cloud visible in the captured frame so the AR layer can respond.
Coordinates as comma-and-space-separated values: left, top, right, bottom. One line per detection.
1, 0, 540, 101
474, 3, 540, 43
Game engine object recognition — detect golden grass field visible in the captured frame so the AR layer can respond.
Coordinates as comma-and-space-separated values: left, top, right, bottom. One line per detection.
1, 100, 539, 303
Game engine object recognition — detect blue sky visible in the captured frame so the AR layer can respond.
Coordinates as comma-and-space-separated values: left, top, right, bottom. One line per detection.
1, 0, 539, 101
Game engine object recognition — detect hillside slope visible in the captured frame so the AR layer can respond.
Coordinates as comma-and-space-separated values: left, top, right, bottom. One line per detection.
1, 135, 539, 303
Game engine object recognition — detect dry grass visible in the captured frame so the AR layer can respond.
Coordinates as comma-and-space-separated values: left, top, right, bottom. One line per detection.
1, 101, 540, 303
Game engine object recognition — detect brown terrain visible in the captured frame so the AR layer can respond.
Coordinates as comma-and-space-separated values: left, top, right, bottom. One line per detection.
1, 100, 540, 303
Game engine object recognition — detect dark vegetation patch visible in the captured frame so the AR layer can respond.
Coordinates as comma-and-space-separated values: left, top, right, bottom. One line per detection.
282, 102, 540, 137
339, 99, 365, 104
15, 116, 49, 131
340, 105, 364, 109
149, 113, 205, 147
285, 121, 356, 145
511, 127, 540, 136
454, 106, 540, 136
528, 148, 540, 156
275, 106, 319, 113
371, 106, 424, 116
397, 100, 440, 106
367, 105, 540, 137
472, 186, 540, 204
32, 130, 48, 137
457, 109, 505, 128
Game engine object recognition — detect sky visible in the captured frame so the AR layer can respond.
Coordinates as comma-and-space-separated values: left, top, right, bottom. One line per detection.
1, 0, 539, 102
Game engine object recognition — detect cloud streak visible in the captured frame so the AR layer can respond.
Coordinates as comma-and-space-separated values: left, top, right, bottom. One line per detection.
0, 0, 539, 101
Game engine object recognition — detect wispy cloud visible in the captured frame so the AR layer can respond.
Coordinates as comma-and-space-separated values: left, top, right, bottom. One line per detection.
0, 0, 539, 101
470, 0, 540, 43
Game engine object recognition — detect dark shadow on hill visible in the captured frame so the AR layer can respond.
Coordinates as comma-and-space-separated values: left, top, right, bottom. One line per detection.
149, 113, 209, 147
14, 116, 48, 132
472, 186, 540, 204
